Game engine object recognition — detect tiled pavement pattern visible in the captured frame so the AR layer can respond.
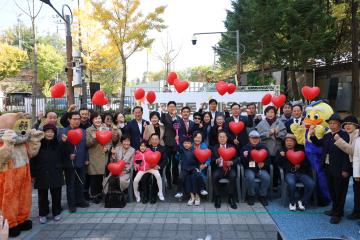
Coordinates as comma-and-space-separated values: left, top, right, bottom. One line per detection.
13, 189, 280, 240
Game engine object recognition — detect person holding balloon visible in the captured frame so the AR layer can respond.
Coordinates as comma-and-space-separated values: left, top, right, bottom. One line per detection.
276, 134, 315, 211
177, 135, 203, 206
58, 111, 89, 213
110, 135, 135, 192
133, 139, 165, 203
193, 131, 210, 196
86, 112, 114, 204
211, 131, 238, 209
240, 130, 271, 206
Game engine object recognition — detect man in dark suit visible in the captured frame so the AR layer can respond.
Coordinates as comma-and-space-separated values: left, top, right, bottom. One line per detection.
225, 103, 249, 153
198, 99, 230, 125
310, 113, 351, 224
178, 106, 195, 144
285, 104, 304, 133
211, 130, 238, 209
161, 101, 181, 189
124, 106, 149, 150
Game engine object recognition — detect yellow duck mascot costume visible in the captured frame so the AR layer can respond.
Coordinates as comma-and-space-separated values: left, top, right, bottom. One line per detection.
0, 112, 44, 238
291, 100, 333, 206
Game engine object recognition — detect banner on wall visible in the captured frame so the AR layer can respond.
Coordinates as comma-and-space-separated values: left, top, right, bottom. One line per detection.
142, 90, 275, 120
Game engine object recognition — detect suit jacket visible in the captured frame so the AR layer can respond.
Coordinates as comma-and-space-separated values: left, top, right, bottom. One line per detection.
149, 144, 167, 169
310, 129, 351, 176
178, 118, 195, 144
285, 118, 303, 133
124, 119, 149, 150
225, 116, 249, 152
161, 112, 181, 147
143, 124, 165, 146
211, 143, 239, 171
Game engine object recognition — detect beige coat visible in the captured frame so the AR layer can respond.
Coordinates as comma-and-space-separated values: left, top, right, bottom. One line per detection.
334, 129, 359, 163
86, 125, 112, 175
112, 145, 135, 191
143, 124, 165, 146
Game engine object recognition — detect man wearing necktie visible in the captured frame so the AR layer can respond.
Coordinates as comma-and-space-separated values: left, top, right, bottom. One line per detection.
286, 105, 304, 133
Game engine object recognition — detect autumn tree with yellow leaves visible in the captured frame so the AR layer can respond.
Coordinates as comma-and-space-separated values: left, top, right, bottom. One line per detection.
90, 0, 166, 111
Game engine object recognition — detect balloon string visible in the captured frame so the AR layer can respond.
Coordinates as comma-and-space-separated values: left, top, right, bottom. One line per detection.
71, 145, 83, 185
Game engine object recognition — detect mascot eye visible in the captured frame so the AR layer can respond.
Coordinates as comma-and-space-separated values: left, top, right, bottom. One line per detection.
314, 114, 320, 120
306, 114, 311, 119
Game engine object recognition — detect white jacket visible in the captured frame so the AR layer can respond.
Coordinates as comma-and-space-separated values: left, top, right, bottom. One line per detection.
353, 137, 360, 178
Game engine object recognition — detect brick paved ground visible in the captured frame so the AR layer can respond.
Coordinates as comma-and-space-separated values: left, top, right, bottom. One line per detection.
12, 189, 280, 240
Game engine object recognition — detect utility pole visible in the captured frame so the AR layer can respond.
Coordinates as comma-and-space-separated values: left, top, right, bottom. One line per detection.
351, 0, 359, 116
65, 14, 75, 105
78, 0, 87, 108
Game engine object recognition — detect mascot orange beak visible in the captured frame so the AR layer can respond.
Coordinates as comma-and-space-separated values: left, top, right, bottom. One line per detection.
303, 118, 323, 127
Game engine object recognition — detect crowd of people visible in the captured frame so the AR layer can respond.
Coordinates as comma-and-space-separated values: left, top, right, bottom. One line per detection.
28, 98, 360, 226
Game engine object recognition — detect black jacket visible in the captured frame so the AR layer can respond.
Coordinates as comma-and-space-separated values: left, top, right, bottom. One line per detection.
285, 118, 303, 133
240, 143, 270, 171
225, 116, 249, 151
124, 119, 149, 150
30, 139, 64, 189
161, 112, 181, 147
211, 143, 239, 171
149, 144, 167, 169
310, 129, 351, 176
178, 119, 195, 144
209, 125, 228, 147
276, 146, 311, 175
178, 145, 199, 171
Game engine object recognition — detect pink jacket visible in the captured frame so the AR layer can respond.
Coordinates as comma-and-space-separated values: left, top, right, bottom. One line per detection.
134, 148, 153, 171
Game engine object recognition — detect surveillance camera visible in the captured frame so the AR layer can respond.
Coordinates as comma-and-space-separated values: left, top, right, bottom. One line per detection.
192, 35, 197, 45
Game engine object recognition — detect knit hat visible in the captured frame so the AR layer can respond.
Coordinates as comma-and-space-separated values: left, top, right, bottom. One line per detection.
43, 124, 57, 134
326, 113, 342, 123
341, 115, 359, 127
249, 130, 260, 138
284, 134, 296, 141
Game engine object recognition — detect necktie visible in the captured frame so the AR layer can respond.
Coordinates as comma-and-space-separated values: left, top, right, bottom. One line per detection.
185, 121, 189, 131
295, 119, 299, 124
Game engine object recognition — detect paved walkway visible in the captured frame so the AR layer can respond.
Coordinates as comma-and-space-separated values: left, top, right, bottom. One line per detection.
12, 189, 279, 240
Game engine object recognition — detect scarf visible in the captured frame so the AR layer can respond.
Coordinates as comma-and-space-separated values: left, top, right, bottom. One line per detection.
266, 117, 277, 126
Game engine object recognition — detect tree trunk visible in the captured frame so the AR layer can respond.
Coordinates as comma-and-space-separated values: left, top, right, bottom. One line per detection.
290, 60, 299, 100
119, 58, 127, 113
351, 0, 360, 116
31, 18, 38, 122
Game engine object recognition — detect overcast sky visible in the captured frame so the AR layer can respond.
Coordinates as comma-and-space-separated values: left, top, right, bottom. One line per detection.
0, 0, 232, 82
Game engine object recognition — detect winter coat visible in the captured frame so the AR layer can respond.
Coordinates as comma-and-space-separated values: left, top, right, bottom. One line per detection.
256, 118, 287, 156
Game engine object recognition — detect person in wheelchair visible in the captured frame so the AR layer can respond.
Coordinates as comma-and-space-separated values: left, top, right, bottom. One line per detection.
276, 134, 315, 212
240, 130, 270, 206
211, 131, 238, 209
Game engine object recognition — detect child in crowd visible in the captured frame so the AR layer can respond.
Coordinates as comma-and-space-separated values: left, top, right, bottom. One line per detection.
178, 136, 202, 206
31, 124, 64, 224
133, 140, 165, 203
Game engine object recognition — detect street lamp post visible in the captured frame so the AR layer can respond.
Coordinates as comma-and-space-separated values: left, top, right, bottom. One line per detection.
192, 30, 245, 85
40, 0, 75, 106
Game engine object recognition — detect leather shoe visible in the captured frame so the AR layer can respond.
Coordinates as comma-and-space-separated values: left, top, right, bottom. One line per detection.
330, 216, 341, 224
259, 196, 268, 206
141, 197, 149, 204
69, 207, 77, 213
347, 212, 360, 220
214, 196, 221, 208
150, 196, 157, 204
324, 210, 334, 216
9, 226, 21, 238
247, 196, 255, 206
228, 197, 237, 209
77, 202, 89, 208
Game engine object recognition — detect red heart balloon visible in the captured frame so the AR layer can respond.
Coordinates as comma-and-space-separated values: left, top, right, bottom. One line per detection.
194, 148, 211, 164
108, 160, 126, 176
67, 128, 83, 145
92, 90, 109, 106
271, 94, 286, 108
216, 81, 228, 96
286, 150, 305, 165
261, 93, 272, 105
50, 82, 66, 98
144, 151, 161, 167
174, 79, 189, 93
218, 147, 237, 161
146, 91, 156, 104
134, 88, 145, 100
301, 86, 320, 101
167, 72, 177, 85
229, 121, 245, 135
96, 130, 112, 145
227, 83, 236, 94
250, 149, 268, 163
